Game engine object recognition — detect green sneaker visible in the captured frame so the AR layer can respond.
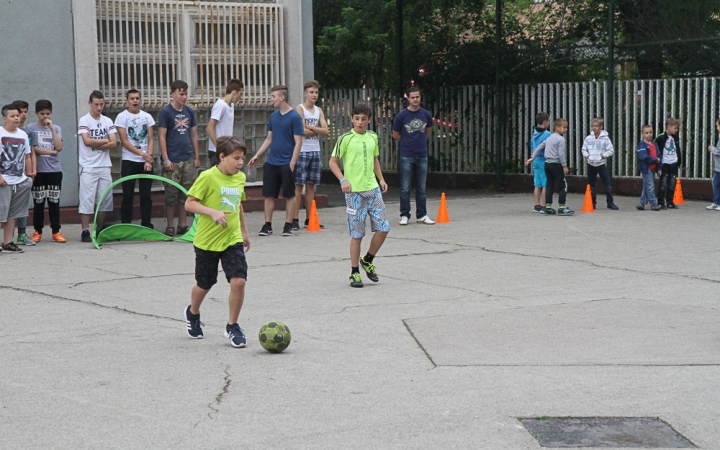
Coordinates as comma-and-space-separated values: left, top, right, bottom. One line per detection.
349, 272, 363, 288
360, 256, 379, 282
16, 233, 36, 246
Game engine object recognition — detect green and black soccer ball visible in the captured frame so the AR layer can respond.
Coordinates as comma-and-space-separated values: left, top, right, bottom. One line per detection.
258, 321, 292, 353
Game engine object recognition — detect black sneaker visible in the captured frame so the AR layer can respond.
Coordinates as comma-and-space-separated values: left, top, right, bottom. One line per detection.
540, 208, 556, 215
225, 323, 247, 348
304, 218, 325, 229
291, 219, 300, 230
184, 305, 204, 339
636, 203, 645, 210
349, 272, 363, 288
533, 205, 543, 213
558, 207, 575, 216
607, 204, 619, 210
81, 229, 92, 242
360, 256, 379, 282
282, 223, 293, 236
258, 223, 273, 236
667, 203, 678, 209
2, 242, 23, 253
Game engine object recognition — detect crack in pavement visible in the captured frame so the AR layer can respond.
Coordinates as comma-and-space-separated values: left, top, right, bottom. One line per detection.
334, 296, 466, 314
206, 365, 231, 420
402, 319, 437, 369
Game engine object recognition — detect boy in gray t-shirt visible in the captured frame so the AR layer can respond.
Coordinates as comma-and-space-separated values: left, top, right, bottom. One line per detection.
526, 118, 575, 215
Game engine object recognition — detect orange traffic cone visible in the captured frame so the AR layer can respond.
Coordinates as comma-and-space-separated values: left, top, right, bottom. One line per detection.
673, 178, 685, 205
436, 192, 451, 223
581, 184, 595, 213
306, 200, 323, 232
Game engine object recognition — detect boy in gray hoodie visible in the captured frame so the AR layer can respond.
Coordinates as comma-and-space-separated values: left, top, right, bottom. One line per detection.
707, 118, 720, 210
526, 118, 574, 215
582, 117, 618, 210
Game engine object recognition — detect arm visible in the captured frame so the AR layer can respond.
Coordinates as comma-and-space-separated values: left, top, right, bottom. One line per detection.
25, 153, 33, 177
191, 127, 200, 168
247, 132, 272, 168
81, 133, 109, 149
185, 196, 231, 228
159, 127, 174, 171
117, 128, 153, 163
581, 137, 589, 159
295, 105, 314, 137
96, 132, 117, 150
559, 140, 567, 168
33, 145, 56, 156
289, 134, 302, 171
392, 130, 401, 141
28, 147, 37, 177
305, 108, 330, 137
239, 203, 250, 252
603, 138, 615, 159
675, 135, 683, 167
425, 127, 432, 139
374, 156, 388, 193
526, 140, 547, 164
329, 156, 351, 193
52, 125, 63, 152
206, 119, 218, 149
711, 142, 720, 156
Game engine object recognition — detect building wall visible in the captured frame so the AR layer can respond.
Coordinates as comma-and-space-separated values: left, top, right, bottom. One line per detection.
0, 0, 80, 207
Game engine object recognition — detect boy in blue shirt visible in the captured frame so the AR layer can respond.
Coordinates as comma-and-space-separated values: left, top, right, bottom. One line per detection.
530, 112, 551, 213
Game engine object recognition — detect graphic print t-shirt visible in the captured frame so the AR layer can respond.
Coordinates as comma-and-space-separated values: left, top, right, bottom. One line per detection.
78, 113, 116, 168
188, 166, 247, 252
392, 107, 433, 157
299, 104, 321, 153
208, 99, 234, 153
331, 129, 380, 193
0, 127, 30, 185
24, 123, 62, 173
662, 135, 678, 165
158, 104, 197, 162
115, 110, 156, 163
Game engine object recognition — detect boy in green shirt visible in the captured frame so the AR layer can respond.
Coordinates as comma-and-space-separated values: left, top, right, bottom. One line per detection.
184, 136, 251, 347
329, 103, 390, 288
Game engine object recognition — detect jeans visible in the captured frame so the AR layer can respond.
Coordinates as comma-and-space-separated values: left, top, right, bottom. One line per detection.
639, 171, 657, 206
587, 163, 614, 206
399, 155, 428, 219
657, 163, 678, 206
713, 171, 720, 205
544, 163, 567, 205
121, 160, 154, 226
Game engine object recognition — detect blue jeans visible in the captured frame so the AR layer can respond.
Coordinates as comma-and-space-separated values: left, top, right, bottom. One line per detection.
713, 171, 720, 204
639, 171, 657, 206
399, 156, 428, 219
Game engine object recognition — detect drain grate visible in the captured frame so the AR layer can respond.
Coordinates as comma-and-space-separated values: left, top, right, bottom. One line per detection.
520, 417, 696, 448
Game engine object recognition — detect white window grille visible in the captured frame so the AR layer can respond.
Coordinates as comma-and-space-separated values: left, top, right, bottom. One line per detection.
97, 0, 284, 109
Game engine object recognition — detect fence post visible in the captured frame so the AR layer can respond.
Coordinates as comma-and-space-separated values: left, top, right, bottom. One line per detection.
606, 1, 615, 176
494, 0, 503, 190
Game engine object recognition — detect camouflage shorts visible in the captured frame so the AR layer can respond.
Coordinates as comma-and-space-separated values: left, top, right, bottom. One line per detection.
162, 158, 197, 206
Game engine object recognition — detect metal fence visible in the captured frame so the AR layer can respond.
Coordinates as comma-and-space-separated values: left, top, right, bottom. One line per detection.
321, 78, 720, 180
96, 0, 284, 109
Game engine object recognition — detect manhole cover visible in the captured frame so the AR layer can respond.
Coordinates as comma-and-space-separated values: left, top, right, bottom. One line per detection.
520, 417, 696, 448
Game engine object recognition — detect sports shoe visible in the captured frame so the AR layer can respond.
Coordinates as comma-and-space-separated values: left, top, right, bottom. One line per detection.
81, 229, 92, 242
714, 205, 720, 211
651, 204, 661, 211
258, 223, 273, 236
282, 223, 293, 236
184, 305, 204, 339
607, 204, 619, 210
304, 218, 325, 229
540, 208, 556, 215
706, 203, 718, 210
558, 207, 575, 216
16, 233, 35, 246
176, 225, 189, 235
667, 203, 678, 209
636, 203, 645, 211
533, 205, 543, 213
225, 323, 247, 348
291, 219, 300, 230
30, 231, 42, 243
399, 216, 409, 225
52, 232, 67, 243
349, 272, 363, 288
360, 256, 379, 282
2, 242, 23, 253
417, 215, 435, 225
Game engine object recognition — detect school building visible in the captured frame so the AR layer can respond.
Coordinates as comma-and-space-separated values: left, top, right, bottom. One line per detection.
0, 0, 313, 207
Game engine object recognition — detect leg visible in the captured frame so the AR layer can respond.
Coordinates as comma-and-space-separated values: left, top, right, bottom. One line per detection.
304, 184, 315, 220
414, 156, 428, 219
261, 163, 282, 224
545, 165, 556, 206
281, 164, 297, 225
293, 184, 304, 221
713, 172, 720, 205
190, 284, 209, 315
177, 160, 197, 229
165, 205, 176, 230
557, 171, 567, 206
368, 230, 388, 255
645, 172, 657, 206
350, 238, 362, 268
666, 164, 678, 205
534, 187, 541, 205
285, 196, 297, 224
398, 156, 413, 218
639, 172, 648, 205
597, 164, 614, 206
16, 216, 27, 236
3, 218, 15, 244
657, 165, 668, 206
120, 160, 137, 224
32, 173, 47, 233
227, 278, 246, 324
219, 243, 249, 324
587, 164, 598, 206
80, 213, 92, 230
138, 170, 154, 227
176, 202, 188, 228
264, 197, 275, 223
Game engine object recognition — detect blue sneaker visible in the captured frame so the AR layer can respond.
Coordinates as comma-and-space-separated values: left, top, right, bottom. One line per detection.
184, 306, 204, 339
650, 204, 661, 211
225, 323, 247, 348
607, 204, 619, 210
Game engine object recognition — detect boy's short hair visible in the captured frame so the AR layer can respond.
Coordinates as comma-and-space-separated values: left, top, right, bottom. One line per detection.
170, 80, 189, 93
2, 104, 19, 117
716, 118, 720, 127
641, 124, 653, 132
126, 89, 141, 99
12, 100, 29, 111
35, 99, 53, 112
535, 112, 549, 126
216, 136, 246, 157
352, 103, 372, 117
226, 79, 244, 94
591, 117, 604, 127
271, 85, 289, 102
666, 117, 680, 128
406, 86, 420, 96
554, 118, 568, 127
89, 90, 105, 102
303, 80, 320, 91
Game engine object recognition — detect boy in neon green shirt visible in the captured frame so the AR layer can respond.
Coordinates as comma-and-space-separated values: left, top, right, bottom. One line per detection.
329, 103, 390, 288
184, 136, 251, 347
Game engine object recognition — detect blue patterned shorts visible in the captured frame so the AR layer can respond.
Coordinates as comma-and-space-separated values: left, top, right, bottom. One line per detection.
345, 187, 390, 239
295, 151, 322, 186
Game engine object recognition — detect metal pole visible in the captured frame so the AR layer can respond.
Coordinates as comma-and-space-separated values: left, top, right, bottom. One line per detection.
606, 1, 615, 177
495, 0, 502, 190
396, 0, 403, 97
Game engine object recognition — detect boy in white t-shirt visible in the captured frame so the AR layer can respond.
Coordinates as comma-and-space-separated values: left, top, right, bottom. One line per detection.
115, 89, 156, 228
0, 104, 33, 253
206, 79, 244, 166
292, 80, 328, 230
77, 90, 117, 242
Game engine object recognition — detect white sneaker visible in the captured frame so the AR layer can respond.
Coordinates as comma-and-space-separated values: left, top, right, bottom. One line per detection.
399, 216, 409, 225
706, 204, 718, 210
715, 205, 720, 211
417, 215, 435, 225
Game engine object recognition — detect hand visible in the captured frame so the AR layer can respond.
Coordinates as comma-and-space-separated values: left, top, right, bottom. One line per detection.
525, 158, 534, 165
658, 170, 662, 175
0, 175, 5, 186
289, 161, 296, 172
143, 162, 153, 172
709, 145, 714, 152
163, 160, 174, 171
52, 150, 59, 156
143, 153, 154, 163
243, 238, 250, 252
563, 166, 569, 175
31, 171, 37, 179
210, 210, 231, 228
379, 180, 388, 193
601, 154, 605, 159
341, 180, 352, 193
194, 157, 201, 168
247, 156, 258, 168
44, 119, 53, 127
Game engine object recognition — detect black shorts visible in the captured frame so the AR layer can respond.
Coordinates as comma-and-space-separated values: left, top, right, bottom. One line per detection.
194, 243, 248, 290
262, 163, 296, 198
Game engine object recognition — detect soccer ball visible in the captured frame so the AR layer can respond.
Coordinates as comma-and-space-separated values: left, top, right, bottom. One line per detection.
258, 321, 292, 353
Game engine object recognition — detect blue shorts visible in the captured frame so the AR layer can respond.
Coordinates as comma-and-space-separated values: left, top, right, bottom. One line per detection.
345, 187, 390, 239
533, 160, 546, 188
295, 151, 322, 186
